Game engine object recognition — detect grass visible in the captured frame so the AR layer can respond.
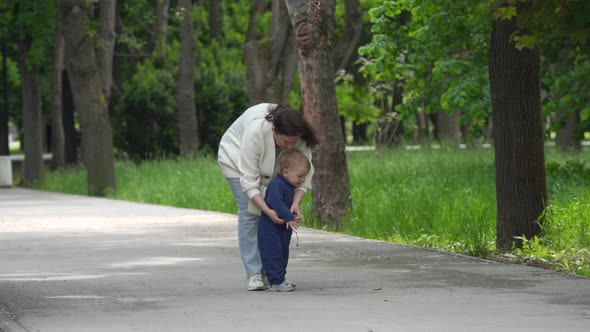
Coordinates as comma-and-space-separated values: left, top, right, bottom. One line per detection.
36, 147, 590, 276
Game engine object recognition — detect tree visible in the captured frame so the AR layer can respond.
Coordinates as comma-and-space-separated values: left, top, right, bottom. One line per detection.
50, 25, 65, 170
147, 0, 170, 58
97, 0, 116, 105
489, 3, 547, 251
17, 39, 44, 185
176, 0, 199, 156
0, 30, 9, 155
13, 0, 54, 186
243, 0, 297, 105
59, 0, 116, 196
208, 0, 222, 43
285, 0, 352, 228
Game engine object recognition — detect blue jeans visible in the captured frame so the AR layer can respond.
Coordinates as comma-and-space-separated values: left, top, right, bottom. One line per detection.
226, 178, 263, 277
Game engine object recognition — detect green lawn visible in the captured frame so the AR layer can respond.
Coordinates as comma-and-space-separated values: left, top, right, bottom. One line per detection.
37, 147, 590, 276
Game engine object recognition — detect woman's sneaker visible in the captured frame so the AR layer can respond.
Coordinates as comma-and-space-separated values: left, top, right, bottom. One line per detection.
247, 274, 265, 291
268, 281, 295, 292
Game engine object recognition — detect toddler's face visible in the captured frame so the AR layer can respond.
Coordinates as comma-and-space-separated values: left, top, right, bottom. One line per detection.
282, 164, 309, 187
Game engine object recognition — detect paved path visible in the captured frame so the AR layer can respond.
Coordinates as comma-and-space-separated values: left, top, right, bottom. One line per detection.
0, 188, 589, 332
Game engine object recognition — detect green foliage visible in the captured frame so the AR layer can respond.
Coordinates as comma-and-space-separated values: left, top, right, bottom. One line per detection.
542, 46, 590, 135
114, 57, 179, 159
194, 42, 249, 153
335, 71, 380, 124
8, 0, 57, 67
359, 0, 493, 135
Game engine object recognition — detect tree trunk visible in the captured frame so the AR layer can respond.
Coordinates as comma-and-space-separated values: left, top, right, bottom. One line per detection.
244, 0, 297, 105
285, 0, 352, 229
489, 10, 547, 251
208, 0, 222, 43
177, 0, 199, 156
60, 0, 116, 196
62, 71, 78, 165
18, 39, 45, 186
333, 0, 362, 71
147, 0, 169, 58
51, 26, 66, 170
435, 110, 461, 146
245, 0, 267, 42
352, 121, 368, 143
0, 35, 9, 155
97, 0, 116, 105
555, 109, 581, 151
414, 106, 430, 145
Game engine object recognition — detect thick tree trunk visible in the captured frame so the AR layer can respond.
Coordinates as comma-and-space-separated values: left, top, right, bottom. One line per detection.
51, 27, 66, 170
555, 109, 581, 151
244, 0, 297, 105
0, 36, 9, 155
285, 0, 351, 229
97, 0, 116, 104
60, 0, 116, 196
18, 40, 45, 186
177, 0, 199, 156
489, 11, 547, 251
208, 0, 222, 43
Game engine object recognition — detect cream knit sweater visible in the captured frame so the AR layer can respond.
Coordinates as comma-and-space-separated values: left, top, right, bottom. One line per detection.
218, 103, 314, 214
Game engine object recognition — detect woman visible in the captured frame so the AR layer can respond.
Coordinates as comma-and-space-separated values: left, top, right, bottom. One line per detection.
218, 103, 318, 291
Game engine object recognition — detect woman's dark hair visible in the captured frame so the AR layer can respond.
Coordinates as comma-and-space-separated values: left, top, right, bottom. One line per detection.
265, 105, 319, 147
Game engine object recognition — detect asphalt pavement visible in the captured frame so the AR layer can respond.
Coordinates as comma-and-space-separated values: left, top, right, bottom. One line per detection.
0, 188, 589, 332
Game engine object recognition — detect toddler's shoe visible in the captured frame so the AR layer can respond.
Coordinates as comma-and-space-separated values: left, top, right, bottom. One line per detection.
268, 281, 295, 292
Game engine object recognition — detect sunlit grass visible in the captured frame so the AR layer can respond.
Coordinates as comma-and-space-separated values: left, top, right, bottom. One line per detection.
37, 147, 590, 276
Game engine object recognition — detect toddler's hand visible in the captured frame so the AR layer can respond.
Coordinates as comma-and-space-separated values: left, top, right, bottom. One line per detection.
286, 220, 299, 230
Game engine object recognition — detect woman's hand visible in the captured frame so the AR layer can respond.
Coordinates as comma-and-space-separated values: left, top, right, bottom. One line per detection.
290, 203, 301, 221
265, 208, 286, 225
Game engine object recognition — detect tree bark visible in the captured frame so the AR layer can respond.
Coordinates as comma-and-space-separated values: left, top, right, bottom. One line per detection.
18, 39, 44, 186
208, 0, 222, 43
555, 109, 581, 151
434, 110, 461, 146
60, 0, 116, 196
244, 0, 297, 105
333, 0, 362, 71
62, 71, 78, 165
245, 0, 268, 42
147, 0, 169, 58
414, 106, 430, 145
97, 0, 116, 105
51, 26, 66, 170
489, 10, 547, 251
285, 0, 352, 229
554, 48, 581, 152
177, 0, 199, 156
0, 35, 9, 155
